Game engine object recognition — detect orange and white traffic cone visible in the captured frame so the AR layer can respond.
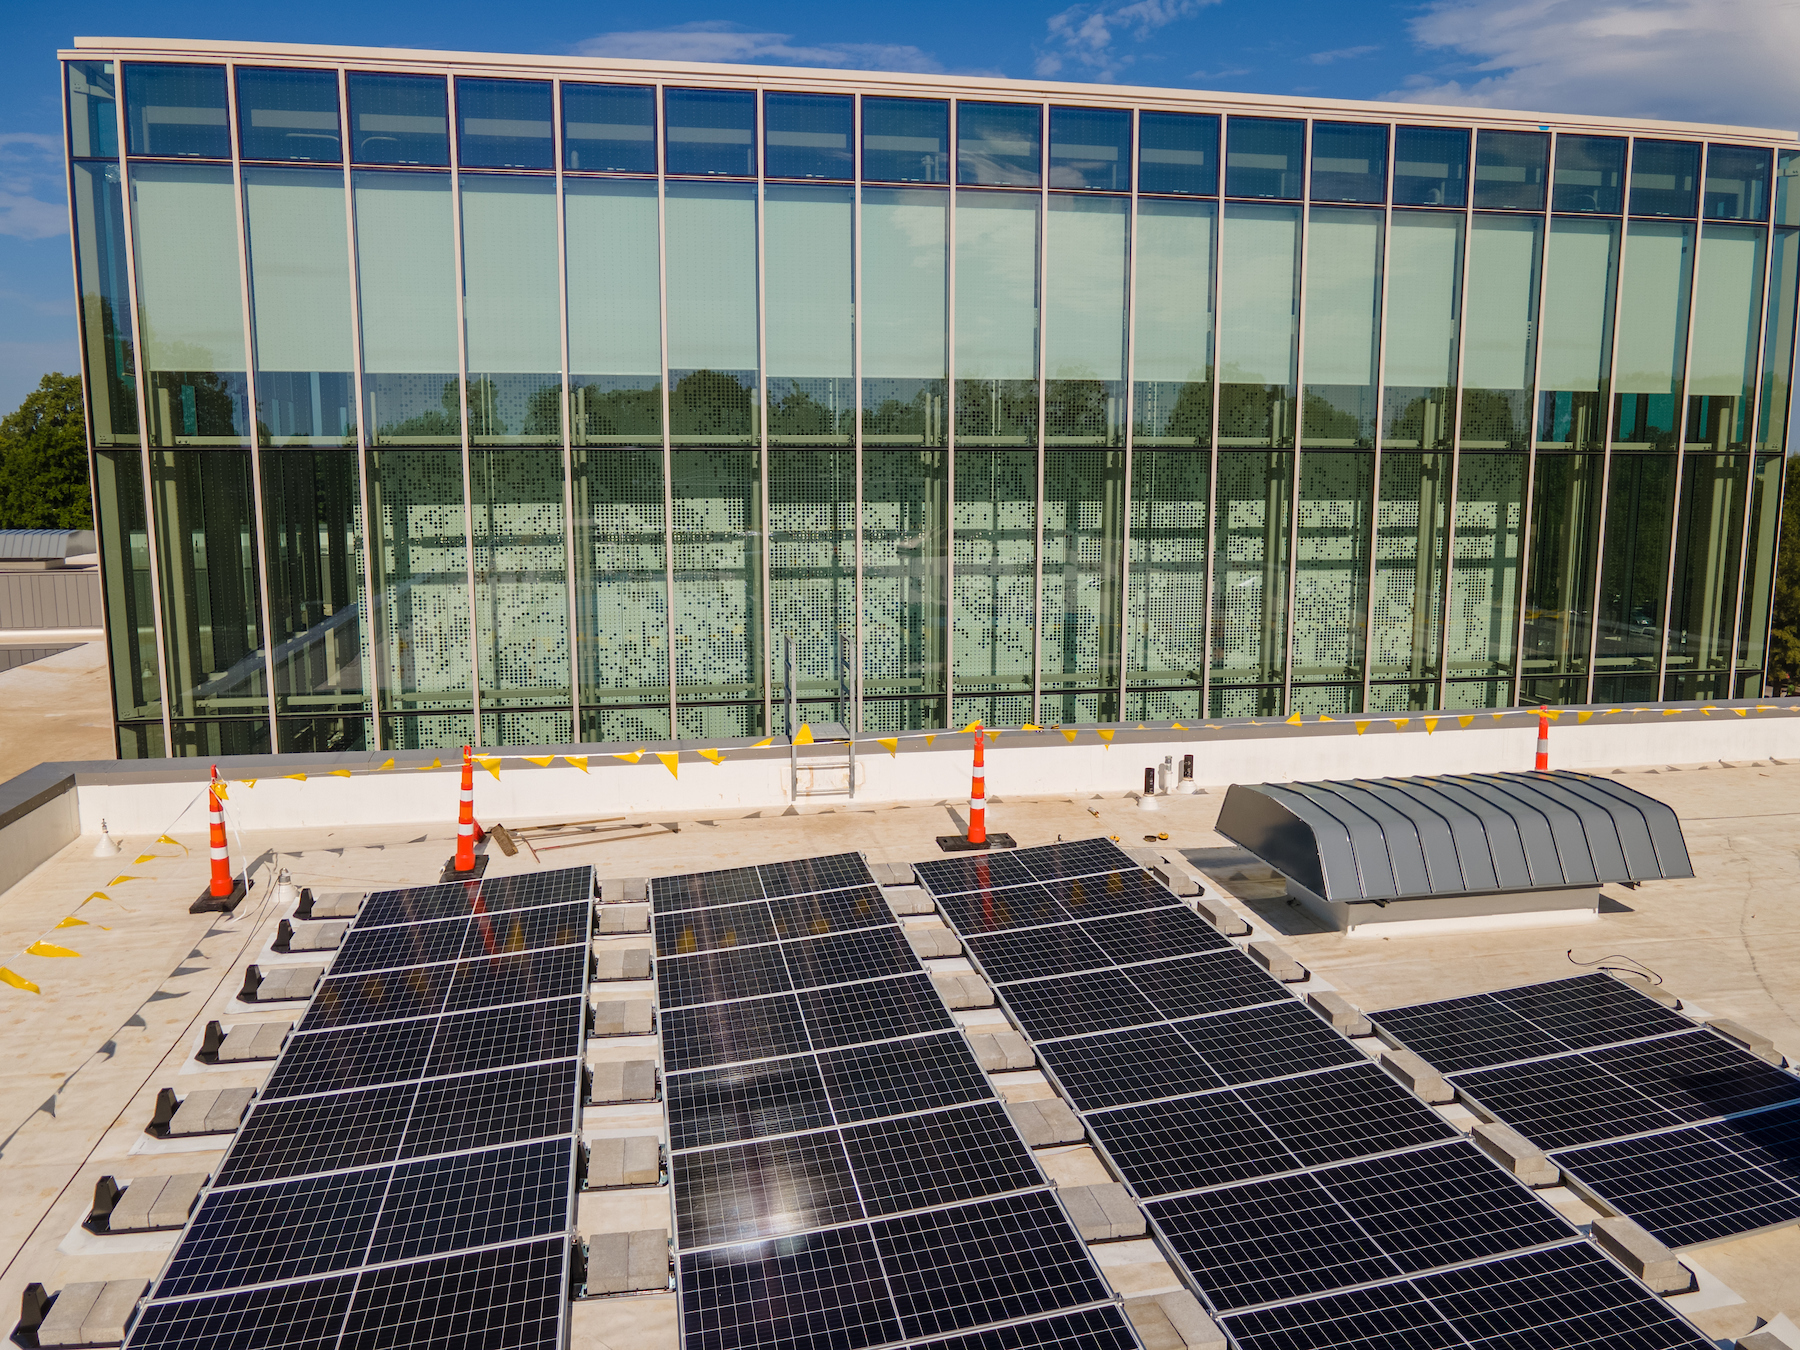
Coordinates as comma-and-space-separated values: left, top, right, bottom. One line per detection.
441, 745, 490, 882
1535, 709, 1550, 772
968, 723, 988, 846
190, 765, 246, 913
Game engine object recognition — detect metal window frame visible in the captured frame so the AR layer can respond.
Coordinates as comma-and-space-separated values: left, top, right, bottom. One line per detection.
1654, 150, 1707, 700
1281, 117, 1314, 716
1115, 106, 1139, 723
1360, 125, 1398, 716
1723, 212, 1777, 684
944, 97, 958, 722
554, 79, 581, 737
657, 82, 678, 733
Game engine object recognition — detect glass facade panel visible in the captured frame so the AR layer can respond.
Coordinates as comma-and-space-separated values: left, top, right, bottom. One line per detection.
765, 185, 853, 446
1737, 454, 1781, 676
262, 449, 367, 721
456, 77, 553, 171
563, 83, 656, 175
347, 73, 449, 167
1290, 451, 1373, 687
1310, 123, 1386, 205
1446, 452, 1526, 685
473, 449, 569, 710
1779, 150, 1800, 227
955, 190, 1039, 446
1612, 220, 1693, 451
1218, 203, 1299, 448
1460, 215, 1542, 451
70, 161, 138, 446
152, 448, 269, 720
1048, 106, 1130, 192
368, 449, 472, 730
1370, 452, 1450, 689
1705, 145, 1770, 221
1208, 451, 1292, 707
765, 93, 852, 181
1139, 112, 1218, 197
769, 450, 856, 719
1757, 227, 1799, 452
666, 182, 758, 445
1383, 211, 1462, 449
1631, 140, 1700, 218
862, 98, 948, 185
1473, 130, 1548, 211
1521, 454, 1603, 702
958, 102, 1041, 188
1537, 218, 1618, 451
131, 163, 251, 446
244, 167, 355, 447
68, 60, 119, 160
1665, 452, 1749, 698
1683, 223, 1765, 453
462, 175, 561, 446
95, 449, 160, 723
1301, 206, 1381, 448
1225, 117, 1302, 200
237, 67, 341, 163
573, 447, 669, 717
861, 187, 947, 446
672, 450, 764, 734
665, 88, 756, 178
1552, 135, 1624, 214
1594, 453, 1676, 694
125, 63, 229, 158
1040, 449, 1124, 717
566, 178, 662, 444
355, 171, 460, 447
1132, 199, 1214, 447
952, 450, 1035, 715
863, 449, 948, 729
1125, 449, 1208, 705
1045, 194, 1126, 447
1393, 126, 1468, 208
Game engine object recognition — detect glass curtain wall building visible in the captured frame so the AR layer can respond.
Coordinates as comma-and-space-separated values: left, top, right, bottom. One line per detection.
61, 39, 1798, 757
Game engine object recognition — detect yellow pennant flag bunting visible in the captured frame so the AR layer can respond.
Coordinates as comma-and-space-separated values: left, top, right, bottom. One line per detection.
1663, 709, 1682, 716
418, 758, 442, 771
214, 782, 231, 798
1459, 715, 1475, 728
133, 854, 158, 865
697, 749, 724, 766
960, 722, 981, 734
26, 941, 79, 959
1285, 713, 1303, 726
284, 773, 307, 782
793, 724, 815, 746
750, 738, 774, 748
1060, 729, 1079, 743
378, 758, 395, 770
83, 892, 111, 905
565, 755, 589, 772
155, 834, 188, 852
107, 876, 145, 887
476, 756, 502, 780
655, 752, 680, 778
0, 968, 39, 994
1735, 708, 1748, 717
1423, 717, 1439, 734
925, 735, 936, 747
1577, 710, 1595, 724
329, 770, 352, 778
878, 738, 899, 757
1096, 729, 1114, 744
1319, 715, 1335, 722
1172, 723, 1188, 730
1355, 720, 1371, 735
55, 916, 88, 928
1392, 718, 1410, 730
524, 756, 555, 767
1021, 724, 1041, 731
611, 750, 644, 764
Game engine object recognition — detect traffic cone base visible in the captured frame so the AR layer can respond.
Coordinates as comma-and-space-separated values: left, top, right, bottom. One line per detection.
441, 746, 490, 881
192, 769, 248, 913
937, 723, 1018, 851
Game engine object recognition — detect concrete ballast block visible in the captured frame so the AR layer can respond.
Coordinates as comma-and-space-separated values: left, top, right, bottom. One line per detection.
216, 1020, 291, 1063
1592, 1216, 1690, 1294
595, 904, 649, 934
906, 927, 962, 959
36, 1282, 103, 1349
36, 1279, 148, 1349
883, 886, 936, 916
1305, 990, 1372, 1037
1123, 1290, 1226, 1348
591, 999, 655, 1037
167, 1088, 254, 1137
1005, 1097, 1084, 1147
105, 1176, 165, 1232
246, 965, 323, 1002
1737, 1330, 1800, 1350
587, 1228, 670, 1295
969, 1031, 1035, 1072
1708, 1018, 1784, 1065
591, 946, 652, 981
1248, 941, 1306, 982
1380, 1047, 1454, 1104
602, 878, 649, 904
1151, 865, 1200, 897
1193, 897, 1249, 937
932, 973, 993, 1010
301, 890, 363, 919
147, 1173, 206, 1229
588, 1136, 662, 1188
1472, 1120, 1559, 1187
589, 1060, 657, 1104
871, 861, 916, 886
1060, 1182, 1146, 1241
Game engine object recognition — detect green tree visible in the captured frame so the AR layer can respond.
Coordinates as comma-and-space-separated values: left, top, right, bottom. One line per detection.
0, 373, 91, 528
1771, 461, 1800, 694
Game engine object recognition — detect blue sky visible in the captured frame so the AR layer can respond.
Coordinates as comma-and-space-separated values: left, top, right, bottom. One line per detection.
5, 0, 1799, 413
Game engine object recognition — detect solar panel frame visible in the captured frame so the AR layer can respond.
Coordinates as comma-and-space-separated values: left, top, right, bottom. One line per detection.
816, 1032, 995, 1124
657, 942, 794, 1011
840, 1101, 1044, 1217
651, 864, 766, 913
262, 1018, 438, 1100
674, 1128, 865, 1247
757, 852, 877, 898
665, 1055, 838, 1152
782, 925, 921, 993
933, 883, 1072, 935
961, 923, 1112, 985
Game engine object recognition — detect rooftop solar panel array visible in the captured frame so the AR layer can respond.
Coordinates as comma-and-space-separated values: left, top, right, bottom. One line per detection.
650, 853, 1137, 1350
1374, 972, 1800, 1250
124, 867, 594, 1350
918, 839, 1713, 1343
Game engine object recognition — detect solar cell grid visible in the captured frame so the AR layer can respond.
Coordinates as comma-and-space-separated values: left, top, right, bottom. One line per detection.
675, 1129, 864, 1247
299, 965, 452, 1031
1494, 971, 1694, 1049
903, 1307, 1141, 1350
126, 1277, 356, 1350
770, 885, 891, 939
783, 926, 919, 992
662, 992, 813, 1072
423, 997, 585, 1078
216, 1083, 416, 1186
401, 1060, 579, 1157
368, 1139, 572, 1264
1124, 949, 1291, 1022
933, 883, 1070, 935
1079, 904, 1232, 964
651, 865, 766, 913
443, 944, 587, 1012
1015, 836, 1136, 881
1087, 1090, 1293, 1196
460, 901, 589, 960
1221, 1278, 1464, 1350
678, 1224, 900, 1350
962, 923, 1110, 985
998, 968, 1162, 1041
655, 901, 778, 958
798, 973, 955, 1050
665, 1055, 836, 1152
331, 917, 470, 974
913, 851, 1037, 897
477, 866, 594, 910
841, 1101, 1042, 1216
817, 1032, 994, 1123
1370, 993, 1566, 1074
262, 1018, 436, 1099
1453, 1051, 1695, 1151
758, 852, 876, 898
337, 1238, 566, 1350
1173, 1001, 1366, 1087
1236, 1063, 1461, 1170
1044, 869, 1174, 919
658, 943, 793, 1011
356, 883, 476, 929
1037, 1024, 1224, 1110
1589, 1029, 1800, 1122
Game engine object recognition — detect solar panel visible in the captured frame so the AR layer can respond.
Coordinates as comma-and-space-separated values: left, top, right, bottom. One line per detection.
299, 966, 454, 1032
996, 968, 1163, 1041
443, 944, 587, 1012
262, 1018, 437, 1100
902, 1307, 1141, 1350
1045, 869, 1175, 919
1038, 1023, 1225, 1110
665, 1055, 837, 1152
962, 923, 1111, 985
1124, 950, 1291, 1021
424, 998, 586, 1078
1494, 971, 1695, 1049
1015, 836, 1137, 881
783, 926, 920, 992
461, 901, 589, 958
840, 1101, 1042, 1216
816, 1032, 993, 1123
655, 900, 779, 957
652, 865, 766, 913
157, 1169, 389, 1297
1078, 904, 1233, 964
661, 992, 813, 1073
679, 1225, 901, 1350
330, 916, 469, 974
1172, 1002, 1367, 1087
217, 1084, 417, 1186
336, 1238, 567, 1349
770, 885, 890, 939
798, 973, 956, 1050
403, 1061, 580, 1157
1221, 1274, 1466, 1349
367, 1138, 572, 1264
757, 852, 876, 898
658, 943, 793, 1011
913, 851, 1037, 897
476, 867, 593, 910
675, 1129, 864, 1247
933, 883, 1071, 935
1588, 1029, 1800, 1121
126, 1277, 357, 1350
356, 883, 478, 930
1235, 1063, 1461, 1171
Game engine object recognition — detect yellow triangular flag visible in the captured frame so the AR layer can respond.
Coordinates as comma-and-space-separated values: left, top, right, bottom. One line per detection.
565, 755, 589, 772
988, 729, 1002, 739
107, 876, 144, 887
1423, 717, 1438, 734
1459, 715, 1474, 728
0, 968, 39, 994
1492, 712, 1507, 720
26, 941, 79, 958
476, 755, 502, 780
751, 738, 774, 748
1096, 729, 1114, 744
1319, 715, 1335, 722
1734, 708, 1748, 717
1577, 711, 1595, 724
1286, 713, 1303, 726
155, 834, 187, 852
1663, 709, 1682, 717
378, 758, 395, 770
524, 756, 555, 767
697, 749, 724, 765
1172, 723, 1188, 730
961, 721, 981, 734
133, 854, 157, 865
655, 752, 679, 778
284, 772, 307, 782
1061, 729, 1079, 743
878, 738, 899, 757
926, 735, 936, 747
1021, 723, 1042, 731
329, 770, 352, 778
611, 750, 643, 764
1544, 710, 1562, 721
1355, 720, 1371, 735
794, 723, 815, 746
1392, 718, 1410, 729
84, 892, 111, 905
417, 757, 442, 771
214, 782, 231, 798
54, 916, 88, 928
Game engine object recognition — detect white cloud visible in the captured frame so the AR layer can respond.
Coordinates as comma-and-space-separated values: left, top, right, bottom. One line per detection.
1307, 44, 1379, 66
572, 22, 942, 73
0, 132, 65, 241
1035, 0, 1219, 81
1392, 0, 1800, 130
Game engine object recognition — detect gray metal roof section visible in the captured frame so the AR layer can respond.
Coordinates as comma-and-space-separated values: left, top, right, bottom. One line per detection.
1215, 771, 1693, 902
0, 528, 94, 560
